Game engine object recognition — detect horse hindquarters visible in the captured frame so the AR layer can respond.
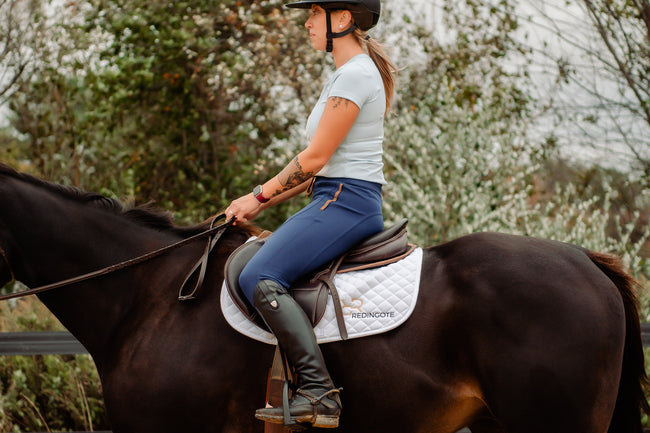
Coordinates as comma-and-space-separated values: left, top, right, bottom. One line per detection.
587, 252, 650, 433
434, 233, 636, 433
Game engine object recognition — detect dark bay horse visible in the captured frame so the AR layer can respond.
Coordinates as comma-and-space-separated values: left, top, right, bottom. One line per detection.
0, 162, 648, 433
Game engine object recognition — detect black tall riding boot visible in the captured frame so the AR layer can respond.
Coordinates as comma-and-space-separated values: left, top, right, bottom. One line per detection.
253, 279, 342, 428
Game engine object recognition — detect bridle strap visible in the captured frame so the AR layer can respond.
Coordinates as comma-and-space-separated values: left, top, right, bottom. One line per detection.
0, 214, 232, 302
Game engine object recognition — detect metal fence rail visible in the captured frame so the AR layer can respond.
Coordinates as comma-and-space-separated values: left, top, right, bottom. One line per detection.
0, 331, 87, 355
2, 325, 650, 355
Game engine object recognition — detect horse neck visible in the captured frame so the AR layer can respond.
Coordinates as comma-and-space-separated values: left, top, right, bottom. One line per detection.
2, 182, 198, 362
35, 244, 205, 367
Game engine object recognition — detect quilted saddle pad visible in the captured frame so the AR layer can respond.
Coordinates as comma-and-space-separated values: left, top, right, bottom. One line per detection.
220, 247, 423, 344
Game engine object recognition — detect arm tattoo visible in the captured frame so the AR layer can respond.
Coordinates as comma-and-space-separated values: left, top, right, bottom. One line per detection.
330, 96, 350, 110
275, 156, 315, 194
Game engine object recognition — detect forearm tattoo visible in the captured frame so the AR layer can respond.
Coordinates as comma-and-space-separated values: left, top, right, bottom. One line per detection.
275, 156, 315, 195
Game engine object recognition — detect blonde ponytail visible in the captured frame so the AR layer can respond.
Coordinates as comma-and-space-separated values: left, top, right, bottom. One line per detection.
354, 29, 397, 113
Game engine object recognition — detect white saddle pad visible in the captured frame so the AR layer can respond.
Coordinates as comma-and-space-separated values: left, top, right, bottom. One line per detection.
220, 247, 423, 344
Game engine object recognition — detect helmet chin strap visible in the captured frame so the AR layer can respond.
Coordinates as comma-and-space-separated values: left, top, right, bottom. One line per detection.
325, 9, 358, 52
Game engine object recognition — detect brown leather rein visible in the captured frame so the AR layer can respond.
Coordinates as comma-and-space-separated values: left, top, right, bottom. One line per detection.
0, 214, 232, 302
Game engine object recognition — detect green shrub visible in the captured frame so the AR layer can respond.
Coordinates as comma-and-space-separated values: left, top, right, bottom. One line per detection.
0, 298, 107, 431
0, 354, 107, 432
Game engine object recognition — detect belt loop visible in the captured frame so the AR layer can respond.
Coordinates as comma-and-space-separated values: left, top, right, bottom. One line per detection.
306, 177, 316, 197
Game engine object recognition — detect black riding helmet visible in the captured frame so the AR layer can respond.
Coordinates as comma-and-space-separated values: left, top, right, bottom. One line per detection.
285, 0, 381, 52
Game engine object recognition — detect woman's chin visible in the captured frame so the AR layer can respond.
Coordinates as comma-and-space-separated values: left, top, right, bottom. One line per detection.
310, 40, 326, 51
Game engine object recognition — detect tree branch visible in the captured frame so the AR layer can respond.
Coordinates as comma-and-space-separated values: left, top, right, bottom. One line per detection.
582, 0, 650, 127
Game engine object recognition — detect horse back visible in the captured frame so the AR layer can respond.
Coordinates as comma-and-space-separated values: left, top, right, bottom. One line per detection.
428, 232, 624, 323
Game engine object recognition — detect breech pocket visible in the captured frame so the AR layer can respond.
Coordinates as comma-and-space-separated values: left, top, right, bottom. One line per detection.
320, 183, 344, 211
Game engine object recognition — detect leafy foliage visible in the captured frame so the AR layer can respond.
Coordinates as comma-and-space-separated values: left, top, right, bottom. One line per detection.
0, 298, 108, 432
9, 0, 322, 226
383, 0, 534, 244
0, 0, 46, 105
0, 353, 107, 432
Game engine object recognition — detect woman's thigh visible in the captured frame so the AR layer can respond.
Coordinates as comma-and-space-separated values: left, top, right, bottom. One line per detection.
239, 179, 383, 301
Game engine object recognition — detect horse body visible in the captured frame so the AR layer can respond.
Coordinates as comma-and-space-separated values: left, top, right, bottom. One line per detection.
321, 236, 628, 433
0, 163, 647, 433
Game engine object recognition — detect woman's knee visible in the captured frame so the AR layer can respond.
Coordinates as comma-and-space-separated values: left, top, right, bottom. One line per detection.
239, 266, 260, 305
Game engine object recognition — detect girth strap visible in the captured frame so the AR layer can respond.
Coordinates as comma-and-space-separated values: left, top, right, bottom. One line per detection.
311, 255, 349, 340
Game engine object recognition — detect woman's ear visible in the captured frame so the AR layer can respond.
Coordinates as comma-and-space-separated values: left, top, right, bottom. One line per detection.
338, 10, 353, 28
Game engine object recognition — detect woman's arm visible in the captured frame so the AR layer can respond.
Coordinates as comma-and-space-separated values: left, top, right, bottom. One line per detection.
224, 181, 310, 224
263, 96, 360, 197
225, 96, 359, 223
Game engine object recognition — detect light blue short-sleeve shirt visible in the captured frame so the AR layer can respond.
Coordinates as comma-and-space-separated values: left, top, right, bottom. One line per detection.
305, 54, 387, 185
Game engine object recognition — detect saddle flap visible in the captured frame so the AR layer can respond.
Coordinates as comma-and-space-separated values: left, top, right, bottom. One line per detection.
290, 276, 330, 326
224, 239, 328, 329
224, 239, 268, 330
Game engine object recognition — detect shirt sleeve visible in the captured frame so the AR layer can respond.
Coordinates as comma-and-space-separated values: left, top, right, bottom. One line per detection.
327, 63, 376, 109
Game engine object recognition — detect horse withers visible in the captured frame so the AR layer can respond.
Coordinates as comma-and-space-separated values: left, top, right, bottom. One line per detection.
0, 162, 648, 433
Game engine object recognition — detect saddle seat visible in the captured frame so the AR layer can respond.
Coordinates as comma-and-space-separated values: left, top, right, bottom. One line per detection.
224, 219, 413, 335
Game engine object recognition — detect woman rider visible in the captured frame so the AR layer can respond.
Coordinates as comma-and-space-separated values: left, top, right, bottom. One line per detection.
224, 0, 396, 428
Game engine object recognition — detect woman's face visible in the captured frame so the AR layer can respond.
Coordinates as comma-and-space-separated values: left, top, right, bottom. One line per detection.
305, 5, 328, 51
304, 5, 346, 51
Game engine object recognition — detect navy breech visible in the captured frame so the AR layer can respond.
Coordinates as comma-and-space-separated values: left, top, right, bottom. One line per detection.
239, 177, 383, 304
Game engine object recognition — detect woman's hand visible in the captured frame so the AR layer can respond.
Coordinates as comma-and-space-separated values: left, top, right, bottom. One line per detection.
225, 194, 262, 224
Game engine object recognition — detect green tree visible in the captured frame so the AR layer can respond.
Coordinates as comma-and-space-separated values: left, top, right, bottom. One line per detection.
9, 0, 323, 226
383, 0, 530, 243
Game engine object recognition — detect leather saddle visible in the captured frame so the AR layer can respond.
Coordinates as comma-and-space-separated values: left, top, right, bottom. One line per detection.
224, 219, 414, 340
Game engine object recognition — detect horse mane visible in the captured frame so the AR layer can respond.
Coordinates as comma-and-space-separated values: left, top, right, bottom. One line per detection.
0, 162, 260, 238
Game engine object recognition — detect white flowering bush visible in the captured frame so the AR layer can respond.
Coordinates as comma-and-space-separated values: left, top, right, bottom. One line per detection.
380, 11, 650, 284
383, 92, 650, 296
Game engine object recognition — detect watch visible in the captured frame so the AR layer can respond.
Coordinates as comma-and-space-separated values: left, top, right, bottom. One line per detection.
253, 185, 269, 204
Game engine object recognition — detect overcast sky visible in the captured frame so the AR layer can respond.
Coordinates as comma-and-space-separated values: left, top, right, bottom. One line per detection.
385, 0, 646, 171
